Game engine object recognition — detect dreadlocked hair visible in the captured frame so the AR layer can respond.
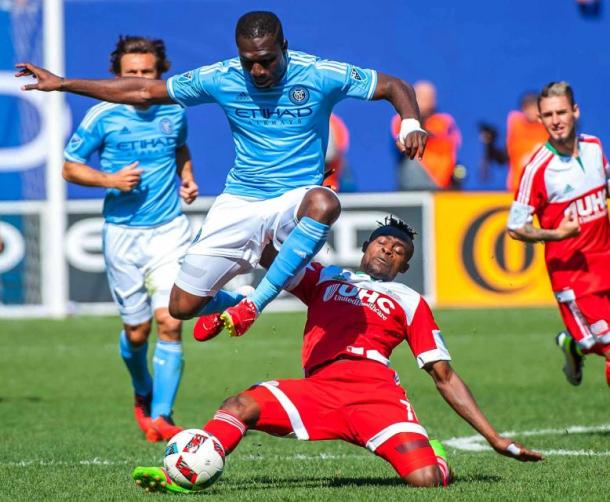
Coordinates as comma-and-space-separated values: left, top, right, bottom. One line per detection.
377, 215, 417, 240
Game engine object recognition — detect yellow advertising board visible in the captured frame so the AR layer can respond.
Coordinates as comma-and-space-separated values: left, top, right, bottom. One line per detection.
434, 192, 554, 307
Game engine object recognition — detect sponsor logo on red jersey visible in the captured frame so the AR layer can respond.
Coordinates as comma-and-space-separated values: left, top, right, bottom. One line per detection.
565, 188, 607, 223
322, 282, 396, 320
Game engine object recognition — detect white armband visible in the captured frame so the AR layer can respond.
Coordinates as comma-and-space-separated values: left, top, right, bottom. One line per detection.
506, 443, 521, 456
507, 201, 533, 230
398, 118, 427, 144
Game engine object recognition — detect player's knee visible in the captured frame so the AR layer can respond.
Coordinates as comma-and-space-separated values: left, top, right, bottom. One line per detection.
168, 286, 209, 320
299, 188, 341, 224
124, 322, 152, 346
155, 309, 182, 341
219, 393, 260, 427
402, 466, 443, 488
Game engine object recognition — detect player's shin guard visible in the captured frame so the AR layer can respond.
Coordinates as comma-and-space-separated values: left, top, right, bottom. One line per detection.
119, 330, 152, 397
249, 217, 329, 312
203, 410, 248, 454
151, 340, 184, 419
197, 290, 245, 315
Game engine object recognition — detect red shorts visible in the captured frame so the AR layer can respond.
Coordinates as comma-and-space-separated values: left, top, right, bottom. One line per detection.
245, 358, 428, 450
556, 289, 610, 354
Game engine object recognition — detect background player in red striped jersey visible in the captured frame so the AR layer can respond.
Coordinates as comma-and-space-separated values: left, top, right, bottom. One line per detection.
507, 81, 610, 386
133, 216, 541, 493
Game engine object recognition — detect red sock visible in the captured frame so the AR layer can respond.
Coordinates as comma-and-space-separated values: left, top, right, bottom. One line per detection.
204, 410, 247, 454
436, 456, 451, 487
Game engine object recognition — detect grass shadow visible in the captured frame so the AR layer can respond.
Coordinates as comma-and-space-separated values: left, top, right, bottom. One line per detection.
214, 473, 503, 492
0, 396, 42, 403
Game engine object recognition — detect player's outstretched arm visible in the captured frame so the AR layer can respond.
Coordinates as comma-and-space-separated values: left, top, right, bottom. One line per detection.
372, 72, 427, 160
425, 360, 543, 462
15, 62, 173, 105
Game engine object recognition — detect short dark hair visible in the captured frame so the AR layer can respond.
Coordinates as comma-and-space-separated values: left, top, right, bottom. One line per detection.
109, 35, 171, 76
235, 11, 284, 45
538, 81, 575, 109
519, 91, 538, 109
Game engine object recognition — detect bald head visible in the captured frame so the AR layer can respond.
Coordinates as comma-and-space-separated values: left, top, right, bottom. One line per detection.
414, 80, 437, 118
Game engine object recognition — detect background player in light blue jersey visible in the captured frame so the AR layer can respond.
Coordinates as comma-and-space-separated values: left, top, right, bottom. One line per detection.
62, 36, 198, 442
17, 11, 427, 342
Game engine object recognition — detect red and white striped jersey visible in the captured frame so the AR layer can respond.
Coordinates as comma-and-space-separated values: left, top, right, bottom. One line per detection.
509, 134, 610, 297
288, 262, 451, 376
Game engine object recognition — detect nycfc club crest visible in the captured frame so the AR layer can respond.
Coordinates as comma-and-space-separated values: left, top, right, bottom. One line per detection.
350, 67, 367, 82
289, 85, 310, 105
69, 134, 82, 148
159, 118, 174, 135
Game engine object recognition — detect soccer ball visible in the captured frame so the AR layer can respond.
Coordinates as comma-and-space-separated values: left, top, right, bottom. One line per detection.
163, 429, 225, 490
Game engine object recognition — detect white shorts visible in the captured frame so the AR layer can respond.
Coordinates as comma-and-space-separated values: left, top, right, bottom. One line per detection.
103, 214, 192, 325
175, 186, 321, 297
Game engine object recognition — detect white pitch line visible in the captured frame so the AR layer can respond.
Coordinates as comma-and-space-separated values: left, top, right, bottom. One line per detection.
3, 458, 130, 467
444, 423, 610, 456
1, 453, 372, 468
8, 424, 610, 468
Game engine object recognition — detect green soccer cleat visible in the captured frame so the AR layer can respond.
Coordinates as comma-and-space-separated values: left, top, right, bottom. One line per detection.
429, 439, 453, 486
132, 466, 194, 494
555, 331, 584, 386
429, 439, 447, 461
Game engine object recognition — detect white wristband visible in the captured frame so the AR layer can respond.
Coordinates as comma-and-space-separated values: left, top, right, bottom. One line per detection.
398, 118, 426, 144
506, 443, 521, 456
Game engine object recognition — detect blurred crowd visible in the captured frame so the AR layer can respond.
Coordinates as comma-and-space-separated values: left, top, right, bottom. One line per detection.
326, 81, 551, 194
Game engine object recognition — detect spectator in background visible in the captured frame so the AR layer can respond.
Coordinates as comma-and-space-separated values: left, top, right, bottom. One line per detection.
576, 0, 601, 17
506, 92, 548, 192
391, 81, 461, 191
324, 113, 350, 192
478, 122, 507, 183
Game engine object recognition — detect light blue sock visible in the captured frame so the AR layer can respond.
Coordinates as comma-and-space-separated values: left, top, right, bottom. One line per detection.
119, 330, 152, 397
151, 340, 184, 419
249, 217, 329, 312
197, 290, 245, 315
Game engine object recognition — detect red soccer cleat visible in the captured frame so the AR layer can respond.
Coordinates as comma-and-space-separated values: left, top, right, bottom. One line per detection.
605, 358, 610, 388
134, 394, 153, 435
147, 416, 183, 442
220, 299, 259, 337
193, 313, 224, 342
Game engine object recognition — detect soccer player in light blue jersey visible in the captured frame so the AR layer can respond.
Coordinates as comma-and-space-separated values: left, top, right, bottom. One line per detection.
62, 36, 199, 442
17, 11, 427, 341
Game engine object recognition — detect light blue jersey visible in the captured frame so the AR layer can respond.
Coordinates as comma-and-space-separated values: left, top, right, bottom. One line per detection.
64, 103, 187, 227
167, 50, 377, 199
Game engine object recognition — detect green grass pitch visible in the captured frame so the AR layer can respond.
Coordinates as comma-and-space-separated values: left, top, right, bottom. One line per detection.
1, 308, 609, 500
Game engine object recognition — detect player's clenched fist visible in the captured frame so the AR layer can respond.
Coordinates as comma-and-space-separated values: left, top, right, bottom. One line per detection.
15, 63, 64, 92
395, 118, 428, 160
557, 210, 581, 239
180, 178, 199, 205
111, 161, 143, 192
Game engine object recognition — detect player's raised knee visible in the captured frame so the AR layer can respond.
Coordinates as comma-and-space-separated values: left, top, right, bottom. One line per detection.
168, 286, 207, 320
299, 187, 341, 224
